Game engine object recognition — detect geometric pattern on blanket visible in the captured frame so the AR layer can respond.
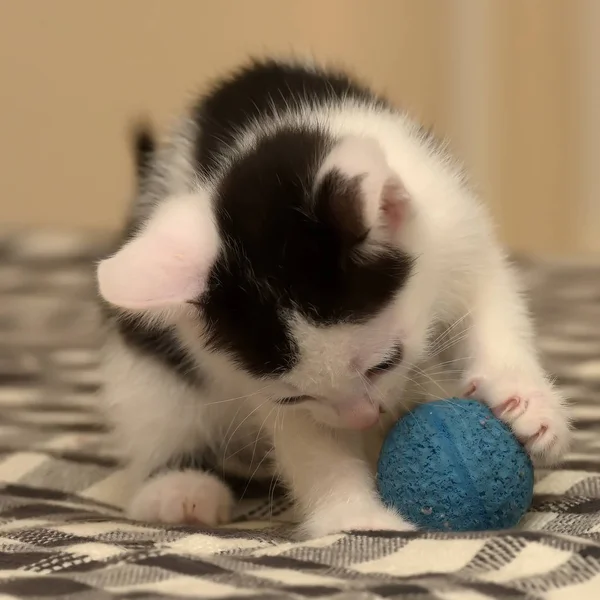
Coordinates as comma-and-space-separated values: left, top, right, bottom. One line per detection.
0, 230, 599, 599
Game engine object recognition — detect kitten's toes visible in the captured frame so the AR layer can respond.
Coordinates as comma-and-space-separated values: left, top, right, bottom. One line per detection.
128, 469, 234, 526
465, 372, 571, 465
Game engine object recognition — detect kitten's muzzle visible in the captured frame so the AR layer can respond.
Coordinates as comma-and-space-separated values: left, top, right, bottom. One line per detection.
334, 397, 380, 430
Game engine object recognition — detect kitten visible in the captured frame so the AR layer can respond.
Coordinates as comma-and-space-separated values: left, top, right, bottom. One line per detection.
96, 58, 571, 537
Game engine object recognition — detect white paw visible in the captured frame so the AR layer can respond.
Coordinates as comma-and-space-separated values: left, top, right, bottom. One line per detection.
465, 370, 571, 464
128, 470, 234, 526
304, 503, 415, 538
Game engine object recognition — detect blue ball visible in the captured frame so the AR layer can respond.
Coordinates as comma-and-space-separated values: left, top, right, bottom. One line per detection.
377, 398, 534, 531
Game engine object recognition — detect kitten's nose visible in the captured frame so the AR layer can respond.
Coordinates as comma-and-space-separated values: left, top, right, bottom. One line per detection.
335, 398, 380, 430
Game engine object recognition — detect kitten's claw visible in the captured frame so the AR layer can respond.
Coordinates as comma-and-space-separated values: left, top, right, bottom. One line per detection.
465, 371, 571, 465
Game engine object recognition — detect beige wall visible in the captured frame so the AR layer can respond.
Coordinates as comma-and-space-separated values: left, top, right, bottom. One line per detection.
0, 1, 595, 256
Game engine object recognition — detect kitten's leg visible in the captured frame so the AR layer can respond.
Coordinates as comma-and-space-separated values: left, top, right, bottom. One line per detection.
101, 334, 233, 526
262, 407, 414, 537
458, 254, 571, 463
128, 470, 233, 526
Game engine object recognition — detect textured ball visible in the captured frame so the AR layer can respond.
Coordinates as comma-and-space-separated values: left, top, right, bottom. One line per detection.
377, 398, 534, 531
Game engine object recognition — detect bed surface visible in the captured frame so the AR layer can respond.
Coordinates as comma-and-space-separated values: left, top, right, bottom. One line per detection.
0, 231, 599, 599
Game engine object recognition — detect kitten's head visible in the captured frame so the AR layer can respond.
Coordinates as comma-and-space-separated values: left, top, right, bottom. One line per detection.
98, 130, 422, 429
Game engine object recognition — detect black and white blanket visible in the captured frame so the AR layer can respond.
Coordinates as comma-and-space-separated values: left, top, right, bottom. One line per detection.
0, 230, 599, 599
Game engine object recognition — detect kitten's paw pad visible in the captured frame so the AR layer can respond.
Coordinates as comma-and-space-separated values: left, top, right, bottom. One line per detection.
128, 470, 233, 526
465, 373, 571, 464
305, 506, 414, 538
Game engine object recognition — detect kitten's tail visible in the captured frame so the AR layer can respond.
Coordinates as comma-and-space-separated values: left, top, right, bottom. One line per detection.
118, 121, 157, 241
131, 120, 156, 186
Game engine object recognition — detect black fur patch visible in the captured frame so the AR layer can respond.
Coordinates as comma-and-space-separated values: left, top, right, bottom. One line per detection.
112, 312, 203, 387
198, 127, 413, 377
112, 59, 413, 381
193, 58, 385, 178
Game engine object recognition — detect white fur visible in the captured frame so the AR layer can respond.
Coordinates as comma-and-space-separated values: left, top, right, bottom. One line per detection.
98, 73, 571, 536
129, 470, 233, 525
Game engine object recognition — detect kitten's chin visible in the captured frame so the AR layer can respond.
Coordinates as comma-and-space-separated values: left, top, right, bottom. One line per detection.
337, 402, 380, 430
306, 400, 381, 430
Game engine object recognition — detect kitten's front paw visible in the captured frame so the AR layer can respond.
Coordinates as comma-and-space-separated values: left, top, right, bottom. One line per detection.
128, 470, 233, 526
465, 370, 571, 464
304, 504, 415, 538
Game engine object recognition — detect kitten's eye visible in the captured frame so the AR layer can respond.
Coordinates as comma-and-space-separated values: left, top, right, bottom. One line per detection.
276, 395, 313, 405
365, 344, 403, 378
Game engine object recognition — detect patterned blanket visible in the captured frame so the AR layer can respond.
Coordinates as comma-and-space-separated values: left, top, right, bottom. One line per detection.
0, 230, 599, 599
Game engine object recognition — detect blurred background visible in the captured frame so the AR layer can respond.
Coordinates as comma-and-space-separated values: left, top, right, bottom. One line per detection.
0, 0, 597, 257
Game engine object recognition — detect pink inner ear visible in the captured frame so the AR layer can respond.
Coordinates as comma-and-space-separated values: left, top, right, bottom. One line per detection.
96, 194, 219, 310
97, 238, 208, 309
380, 178, 408, 233
317, 136, 410, 238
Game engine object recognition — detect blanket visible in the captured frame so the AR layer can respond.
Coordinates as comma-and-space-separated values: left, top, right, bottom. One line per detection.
0, 230, 599, 599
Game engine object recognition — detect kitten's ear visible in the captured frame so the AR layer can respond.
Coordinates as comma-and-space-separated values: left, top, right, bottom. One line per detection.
97, 194, 219, 310
318, 136, 409, 243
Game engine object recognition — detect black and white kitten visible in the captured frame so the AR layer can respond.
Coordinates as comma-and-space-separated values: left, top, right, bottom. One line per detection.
96, 58, 570, 537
